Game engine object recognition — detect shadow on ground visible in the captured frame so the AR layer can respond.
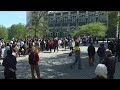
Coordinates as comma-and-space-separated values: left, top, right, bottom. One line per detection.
6, 51, 100, 79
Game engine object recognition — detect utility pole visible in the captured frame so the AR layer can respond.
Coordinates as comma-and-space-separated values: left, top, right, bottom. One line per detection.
116, 11, 120, 39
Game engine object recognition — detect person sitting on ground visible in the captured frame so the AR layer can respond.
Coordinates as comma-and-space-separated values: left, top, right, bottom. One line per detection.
92, 64, 108, 79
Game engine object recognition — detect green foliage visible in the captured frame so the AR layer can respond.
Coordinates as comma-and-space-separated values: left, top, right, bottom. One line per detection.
108, 11, 118, 27
26, 11, 48, 38
73, 22, 107, 38
0, 25, 8, 39
107, 11, 120, 37
8, 23, 26, 40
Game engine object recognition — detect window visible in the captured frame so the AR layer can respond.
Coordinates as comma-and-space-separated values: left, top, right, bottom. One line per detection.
55, 32, 59, 36
89, 15, 91, 22
50, 32, 53, 36
83, 15, 85, 22
64, 33, 67, 36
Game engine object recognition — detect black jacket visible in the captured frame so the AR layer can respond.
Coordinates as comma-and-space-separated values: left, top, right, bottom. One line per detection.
2, 55, 17, 71
88, 45, 95, 56
108, 42, 114, 51
116, 43, 120, 55
97, 46, 106, 57
102, 55, 116, 75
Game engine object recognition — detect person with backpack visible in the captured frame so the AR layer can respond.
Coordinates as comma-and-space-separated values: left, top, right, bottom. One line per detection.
28, 47, 40, 79
87, 43, 95, 66
97, 43, 106, 63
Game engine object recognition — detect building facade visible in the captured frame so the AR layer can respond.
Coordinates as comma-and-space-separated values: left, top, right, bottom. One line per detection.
26, 11, 32, 24
26, 11, 108, 38
48, 11, 108, 38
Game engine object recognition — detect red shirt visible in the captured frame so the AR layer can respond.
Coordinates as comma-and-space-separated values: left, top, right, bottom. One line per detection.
34, 52, 39, 65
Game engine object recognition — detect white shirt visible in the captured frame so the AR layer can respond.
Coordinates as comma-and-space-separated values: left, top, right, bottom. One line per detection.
58, 40, 62, 45
11, 41, 13, 44
1, 48, 5, 58
20, 41, 24, 47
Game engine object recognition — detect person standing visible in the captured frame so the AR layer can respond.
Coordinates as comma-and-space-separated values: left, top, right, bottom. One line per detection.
70, 42, 82, 69
20, 40, 25, 56
2, 50, 17, 79
92, 64, 107, 79
28, 47, 40, 79
69, 39, 75, 53
46, 40, 49, 51
116, 39, 120, 62
48, 39, 54, 53
108, 40, 114, 54
87, 43, 95, 66
102, 49, 116, 79
65, 38, 68, 49
4, 43, 11, 58
97, 43, 106, 63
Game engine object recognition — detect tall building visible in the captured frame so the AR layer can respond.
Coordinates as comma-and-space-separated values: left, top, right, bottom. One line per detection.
26, 11, 32, 24
26, 11, 108, 38
48, 11, 108, 38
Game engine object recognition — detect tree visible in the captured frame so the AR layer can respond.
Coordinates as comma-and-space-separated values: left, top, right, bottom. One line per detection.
26, 11, 48, 38
107, 11, 120, 38
8, 23, 26, 40
72, 22, 107, 38
0, 25, 8, 39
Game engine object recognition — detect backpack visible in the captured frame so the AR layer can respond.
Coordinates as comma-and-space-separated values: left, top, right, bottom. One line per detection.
29, 52, 35, 64
97, 47, 105, 57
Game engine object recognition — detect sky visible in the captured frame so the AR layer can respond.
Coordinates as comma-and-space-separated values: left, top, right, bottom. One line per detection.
0, 11, 26, 28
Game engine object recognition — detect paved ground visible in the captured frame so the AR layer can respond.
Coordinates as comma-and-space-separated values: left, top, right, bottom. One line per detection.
0, 42, 120, 79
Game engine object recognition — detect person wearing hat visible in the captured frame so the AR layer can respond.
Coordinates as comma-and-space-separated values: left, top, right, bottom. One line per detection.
102, 49, 116, 79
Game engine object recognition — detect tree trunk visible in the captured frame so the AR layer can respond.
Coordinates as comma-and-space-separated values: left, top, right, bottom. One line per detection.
34, 29, 37, 38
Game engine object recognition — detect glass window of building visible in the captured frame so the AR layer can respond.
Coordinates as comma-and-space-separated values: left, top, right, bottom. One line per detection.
50, 32, 53, 36
83, 15, 85, 22
55, 32, 59, 36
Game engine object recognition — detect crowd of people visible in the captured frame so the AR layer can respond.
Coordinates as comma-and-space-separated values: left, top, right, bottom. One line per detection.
0, 37, 71, 79
69, 38, 119, 79
0, 37, 72, 59
0, 36, 120, 79
81, 36, 99, 46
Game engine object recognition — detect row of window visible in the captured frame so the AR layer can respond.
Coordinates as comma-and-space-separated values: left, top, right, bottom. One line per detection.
48, 14, 106, 24
48, 11, 105, 16
49, 32, 67, 37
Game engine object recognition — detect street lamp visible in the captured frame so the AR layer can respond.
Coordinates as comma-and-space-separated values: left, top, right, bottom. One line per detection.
116, 11, 120, 39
